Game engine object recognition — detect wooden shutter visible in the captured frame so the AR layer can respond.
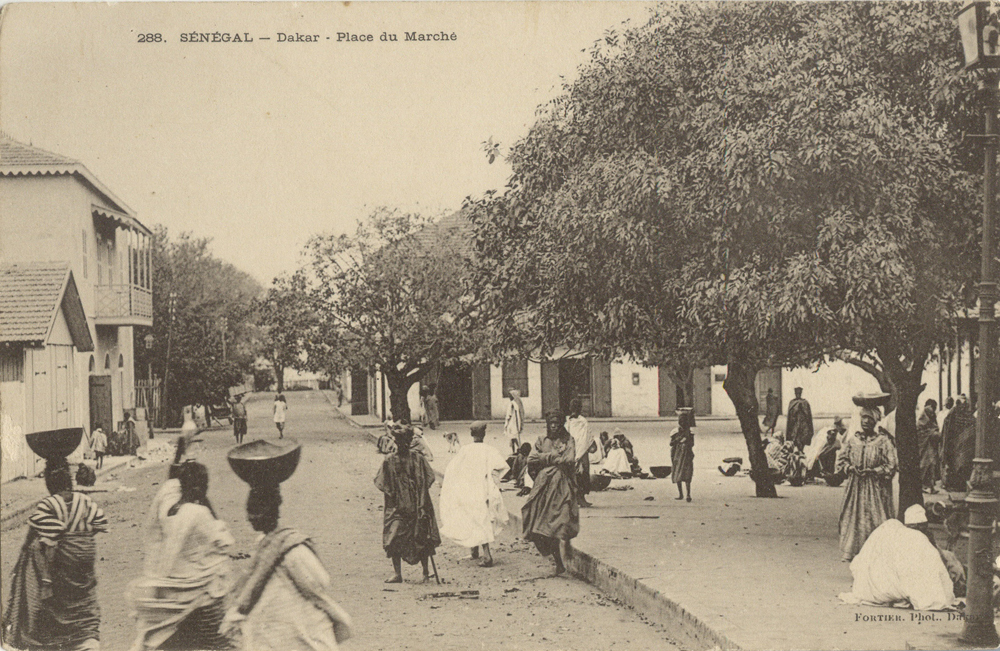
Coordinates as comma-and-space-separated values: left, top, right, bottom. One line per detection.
591, 359, 612, 417
472, 363, 492, 420
540, 361, 560, 415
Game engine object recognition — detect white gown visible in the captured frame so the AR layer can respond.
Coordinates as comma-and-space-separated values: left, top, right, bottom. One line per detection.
439, 442, 509, 548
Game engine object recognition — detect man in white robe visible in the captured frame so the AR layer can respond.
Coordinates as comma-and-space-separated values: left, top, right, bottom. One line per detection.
504, 389, 525, 445
839, 504, 957, 611
439, 421, 509, 567
566, 398, 595, 507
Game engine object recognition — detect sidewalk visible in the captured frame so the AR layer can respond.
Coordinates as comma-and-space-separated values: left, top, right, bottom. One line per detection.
336, 403, 978, 651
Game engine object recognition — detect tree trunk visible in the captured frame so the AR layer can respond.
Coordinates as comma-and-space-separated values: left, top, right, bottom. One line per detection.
386, 370, 415, 423
666, 364, 695, 408
275, 363, 285, 392
885, 363, 925, 519
723, 359, 778, 498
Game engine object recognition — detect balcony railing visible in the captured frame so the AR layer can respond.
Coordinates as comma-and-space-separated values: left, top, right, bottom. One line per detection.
94, 284, 153, 325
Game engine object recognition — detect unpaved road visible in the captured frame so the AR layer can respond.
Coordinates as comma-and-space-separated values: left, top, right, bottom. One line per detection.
2, 391, 683, 651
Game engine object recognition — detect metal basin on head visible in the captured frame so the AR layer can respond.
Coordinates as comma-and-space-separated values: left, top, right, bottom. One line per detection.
851, 392, 892, 409
25, 428, 83, 460
227, 438, 301, 486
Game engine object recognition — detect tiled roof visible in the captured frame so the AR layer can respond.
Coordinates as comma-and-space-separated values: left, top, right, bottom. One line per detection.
413, 209, 474, 250
0, 262, 72, 343
0, 136, 79, 168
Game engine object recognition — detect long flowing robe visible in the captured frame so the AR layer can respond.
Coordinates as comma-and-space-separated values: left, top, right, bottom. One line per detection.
424, 395, 440, 429
836, 431, 897, 560
786, 397, 814, 450
762, 393, 780, 430
669, 427, 695, 483
522, 434, 579, 556
128, 482, 235, 651
839, 519, 955, 611
566, 415, 594, 496
504, 397, 524, 442
917, 407, 941, 489
940, 403, 975, 492
4, 491, 108, 650
224, 528, 353, 651
439, 442, 509, 548
374, 450, 441, 564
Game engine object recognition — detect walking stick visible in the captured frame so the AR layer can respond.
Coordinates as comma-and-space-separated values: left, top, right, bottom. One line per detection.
430, 554, 441, 585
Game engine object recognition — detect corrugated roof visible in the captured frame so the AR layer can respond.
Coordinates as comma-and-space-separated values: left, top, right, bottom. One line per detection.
0, 263, 94, 351
0, 135, 142, 227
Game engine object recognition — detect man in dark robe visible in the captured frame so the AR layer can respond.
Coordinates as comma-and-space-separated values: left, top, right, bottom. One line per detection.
786, 387, 814, 451
917, 399, 941, 494
374, 425, 441, 583
941, 395, 976, 492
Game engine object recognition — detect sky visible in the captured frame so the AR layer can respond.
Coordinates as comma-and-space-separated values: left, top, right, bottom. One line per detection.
0, 1, 655, 285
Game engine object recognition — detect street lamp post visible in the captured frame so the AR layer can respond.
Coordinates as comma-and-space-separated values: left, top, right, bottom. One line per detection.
144, 333, 154, 437
160, 291, 177, 429
957, 3, 1000, 646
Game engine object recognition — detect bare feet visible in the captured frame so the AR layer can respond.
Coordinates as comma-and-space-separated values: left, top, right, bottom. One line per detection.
479, 558, 494, 568
675, 495, 684, 500
686, 496, 692, 502
385, 575, 403, 584
579, 499, 593, 508
471, 547, 480, 560
554, 562, 566, 576
422, 573, 432, 583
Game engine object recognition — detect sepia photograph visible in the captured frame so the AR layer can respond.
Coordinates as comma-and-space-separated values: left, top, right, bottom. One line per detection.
1, 2, 999, 650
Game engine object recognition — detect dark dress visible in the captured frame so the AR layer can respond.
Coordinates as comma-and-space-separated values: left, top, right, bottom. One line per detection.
762, 393, 780, 430
786, 397, 814, 450
374, 450, 441, 564
670, 427, 695, 483
521, 434, 579, 556
917, 408, 940, 489
940, 403, 975, 492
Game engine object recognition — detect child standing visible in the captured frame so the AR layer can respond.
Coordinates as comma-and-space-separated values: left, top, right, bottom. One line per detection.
272, 393, 287, 438
670, 408, 696, 502
91, 427, 108, 469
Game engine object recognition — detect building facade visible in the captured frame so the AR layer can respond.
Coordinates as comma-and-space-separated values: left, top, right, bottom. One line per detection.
0, 136, 152, 479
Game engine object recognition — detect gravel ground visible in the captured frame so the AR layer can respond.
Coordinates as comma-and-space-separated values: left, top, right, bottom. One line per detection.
2, 391, 683, 651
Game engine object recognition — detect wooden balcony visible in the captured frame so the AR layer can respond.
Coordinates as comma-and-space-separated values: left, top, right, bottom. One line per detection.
94, 284, 153, 327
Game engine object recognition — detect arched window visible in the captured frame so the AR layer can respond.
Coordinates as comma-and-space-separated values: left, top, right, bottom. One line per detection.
104, 354, 111, 370
118, 354, 124, 368
88, 355, 95, 373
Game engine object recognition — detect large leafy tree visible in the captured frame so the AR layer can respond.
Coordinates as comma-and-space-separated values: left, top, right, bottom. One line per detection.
300, 208, 484, 422
139, 226, 263, 425
253, 272, 320, 392
469, 2, 984, 505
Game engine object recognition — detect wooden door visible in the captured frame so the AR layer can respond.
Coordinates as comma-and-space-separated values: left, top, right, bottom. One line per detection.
90, 375, 113, 436
755, 367, 782, 415
471, 363, 492, 420
591, 359, 613, 417
54, 346, 73, 428
658, 366, 678, 416
350, 367, 369, 415
692, 366, 712, 416
540, 361, 560, 416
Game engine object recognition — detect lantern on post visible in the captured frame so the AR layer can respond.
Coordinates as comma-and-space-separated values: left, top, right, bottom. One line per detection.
956, 2, 1000, 647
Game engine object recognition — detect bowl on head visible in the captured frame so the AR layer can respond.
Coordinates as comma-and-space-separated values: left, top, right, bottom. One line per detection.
26, 428, 83, 460
851, 392, 892, 409
649, 465, 672, 479
228, 438, 301, 486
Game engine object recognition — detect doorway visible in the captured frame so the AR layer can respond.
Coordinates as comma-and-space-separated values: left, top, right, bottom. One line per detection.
89, 375, 113, 435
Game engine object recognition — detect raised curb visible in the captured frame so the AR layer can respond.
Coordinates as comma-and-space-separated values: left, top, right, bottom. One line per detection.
331, 395, 739, 651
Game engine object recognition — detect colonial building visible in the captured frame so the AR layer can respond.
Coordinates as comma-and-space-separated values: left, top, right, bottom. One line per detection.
0, 136, 152, 479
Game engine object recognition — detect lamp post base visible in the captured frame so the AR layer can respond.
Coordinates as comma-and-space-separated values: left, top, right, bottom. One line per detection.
960, 458, 998, 647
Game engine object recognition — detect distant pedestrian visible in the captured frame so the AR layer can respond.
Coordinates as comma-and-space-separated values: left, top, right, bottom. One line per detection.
917, 399, 941, 494
566, 398, 594, 508
836, 406, 897, 561
424, 384, 440, 430
671, 408, 696, 501
522, 410, 579, 576
232, 394, 248, 444
374, 424, 441, 583
786, 387, 814, 451
762, 388, 780, 434
273, 393, 287, 439
504, 388, 525, 445
91, 426, 107, 469
439, 421, 509, 567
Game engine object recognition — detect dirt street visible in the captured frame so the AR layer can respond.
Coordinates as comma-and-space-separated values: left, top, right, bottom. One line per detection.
1, 391, 682, 651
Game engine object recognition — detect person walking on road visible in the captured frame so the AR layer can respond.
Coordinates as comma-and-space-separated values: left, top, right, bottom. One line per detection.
522, 410, 579, 576
4, 458, 108, 651
504, 388, 525, 445
836, 406, 898, 561
670, 408, 696, 501
91, 426, 107, 470
424, 384, 440, 430
232, 394, 248, 444
566, 398, 594, 508
786, 387, 814, 451
129, 460, 235, 651
221, 484, 353, 650
762, 388, 780, 434
374, 424, 441, 583
940, 394, 975, 492
439, 421, 509, 567
273, 393, 287, 439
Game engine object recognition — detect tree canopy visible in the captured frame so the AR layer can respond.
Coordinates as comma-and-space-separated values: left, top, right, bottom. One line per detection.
468, 1, 985, 504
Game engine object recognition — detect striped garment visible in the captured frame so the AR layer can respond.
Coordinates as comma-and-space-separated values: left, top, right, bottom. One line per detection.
29, 492, 108, 539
